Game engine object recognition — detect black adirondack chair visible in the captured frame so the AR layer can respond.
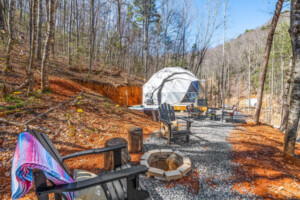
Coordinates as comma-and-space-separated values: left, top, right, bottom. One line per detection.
158, 103, 193, 144
26, 128, 149, 200
188, 103, 204, 118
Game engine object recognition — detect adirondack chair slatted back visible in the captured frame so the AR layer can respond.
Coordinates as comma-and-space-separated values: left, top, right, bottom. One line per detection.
158, 105, 167, 121
167, 104, 175, 121
162, 103, 168, 120
158, 103, 175, 122
158, 106, 163, 120
29, 129, 73, 177
163, 103, 170, 120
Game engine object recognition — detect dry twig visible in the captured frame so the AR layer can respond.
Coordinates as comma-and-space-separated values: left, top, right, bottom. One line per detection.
24, 90, 85, 125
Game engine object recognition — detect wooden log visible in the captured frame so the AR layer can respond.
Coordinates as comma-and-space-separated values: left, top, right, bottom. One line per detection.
127, 127, 143, 153
103, 138, 130, 171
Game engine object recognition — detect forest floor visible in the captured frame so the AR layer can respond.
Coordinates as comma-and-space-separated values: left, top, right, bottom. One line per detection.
229, 119, 300, 199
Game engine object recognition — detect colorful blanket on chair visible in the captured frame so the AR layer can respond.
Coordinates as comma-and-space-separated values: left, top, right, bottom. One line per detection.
11, 132, 74, 200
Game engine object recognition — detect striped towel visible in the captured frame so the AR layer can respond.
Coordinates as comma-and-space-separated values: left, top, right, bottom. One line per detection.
11, 132, 74, 200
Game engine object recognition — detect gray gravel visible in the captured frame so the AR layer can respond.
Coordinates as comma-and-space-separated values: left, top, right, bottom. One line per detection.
141, 115, 259, 200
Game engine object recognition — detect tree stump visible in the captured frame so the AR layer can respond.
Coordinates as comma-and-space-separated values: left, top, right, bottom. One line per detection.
103, 138, 131, 171
127, 127, 143, 153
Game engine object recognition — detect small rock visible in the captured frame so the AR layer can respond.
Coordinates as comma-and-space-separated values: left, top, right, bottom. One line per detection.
5, 172, 10, 177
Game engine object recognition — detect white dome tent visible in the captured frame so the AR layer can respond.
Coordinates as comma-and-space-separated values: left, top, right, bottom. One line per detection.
142, 67, 200, 105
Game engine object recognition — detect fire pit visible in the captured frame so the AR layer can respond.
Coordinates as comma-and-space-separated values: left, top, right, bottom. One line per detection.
140, 149, 192, 181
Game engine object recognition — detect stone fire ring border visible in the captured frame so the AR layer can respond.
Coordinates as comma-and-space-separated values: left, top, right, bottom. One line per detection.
140, 149, 192, 181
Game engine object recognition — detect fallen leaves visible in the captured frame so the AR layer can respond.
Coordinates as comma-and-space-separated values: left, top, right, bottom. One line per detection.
229, 120, 300, 199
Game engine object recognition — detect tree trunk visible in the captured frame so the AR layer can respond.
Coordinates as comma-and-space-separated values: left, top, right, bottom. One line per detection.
254, 0, 284, 124
248, 49, 251, 114
75, 0, 79, 56
63, 0, 66, 53
28, 0, 38, 95
221, 0, 226, 108
144, 18, 149, 80
280, 57, 295, 132
5, 0, 16, 71
227, 57, 230, 106
36, 0, 43, 60
283, 0, 300, 156
280, 35, 285, 125
29, 0, 32, 59
41, 0, 56, 92
68, 0, 72, 65
271, 43, 275, 125
87, 0, 94, 77
0, 1, 6, 32
19, 0, 23, 22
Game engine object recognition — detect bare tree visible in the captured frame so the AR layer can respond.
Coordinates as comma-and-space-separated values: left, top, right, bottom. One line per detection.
254, 0, 284, 124
68, 0, 72, 65
192, 0, 220, 78
28, 0, 38, 95
41, 0, 56, 92
280, 56, 295, 132
37, 0, 43, 59
5, 0, 16, 71
283, 0, 300, 156
88, 0, 95, 77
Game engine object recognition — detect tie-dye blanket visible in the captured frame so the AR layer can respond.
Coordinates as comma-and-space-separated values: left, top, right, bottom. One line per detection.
11, 131, 74, 199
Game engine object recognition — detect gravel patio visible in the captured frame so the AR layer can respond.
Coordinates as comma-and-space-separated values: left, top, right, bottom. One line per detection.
141, 114, 259, 200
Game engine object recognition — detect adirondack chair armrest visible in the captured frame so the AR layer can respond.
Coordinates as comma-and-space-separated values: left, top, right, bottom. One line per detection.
36, 165, 148, 196
160, 119, 173, 126
176, 117, 193, 124
61, 143, 127, 161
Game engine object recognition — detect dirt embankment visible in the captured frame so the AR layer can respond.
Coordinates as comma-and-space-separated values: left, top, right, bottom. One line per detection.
73, 78, 142, 106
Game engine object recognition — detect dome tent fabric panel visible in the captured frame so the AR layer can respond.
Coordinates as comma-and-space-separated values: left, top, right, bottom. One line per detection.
142, 67, 199, 105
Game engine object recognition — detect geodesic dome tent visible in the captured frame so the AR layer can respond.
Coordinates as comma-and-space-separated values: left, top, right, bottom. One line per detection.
142, 67, 200, 105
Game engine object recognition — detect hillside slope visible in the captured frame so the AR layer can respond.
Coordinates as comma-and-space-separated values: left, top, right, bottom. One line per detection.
0, 38, 158, 200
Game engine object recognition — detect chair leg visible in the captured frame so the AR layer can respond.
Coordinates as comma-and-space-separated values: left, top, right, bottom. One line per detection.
159, 121, 161, 133
185, 135, 189, 143
34, 170, 49, 200
167, 124, 172, 145
127, 175, 149, 200
168, 131, 171, 145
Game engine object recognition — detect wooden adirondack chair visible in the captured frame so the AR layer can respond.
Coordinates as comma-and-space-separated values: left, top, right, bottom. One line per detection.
221, 106, 236, 122
158, 103, 193, 144
26, 128, 149, 200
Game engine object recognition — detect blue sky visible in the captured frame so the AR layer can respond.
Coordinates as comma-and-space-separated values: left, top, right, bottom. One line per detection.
225, 0, 287, 40
194, 0, 290, 46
